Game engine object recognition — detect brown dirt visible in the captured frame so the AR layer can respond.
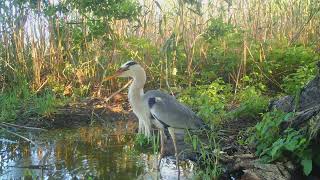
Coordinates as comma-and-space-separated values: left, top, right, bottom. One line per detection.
218, 116, 258, 156
16, 95, 138, 130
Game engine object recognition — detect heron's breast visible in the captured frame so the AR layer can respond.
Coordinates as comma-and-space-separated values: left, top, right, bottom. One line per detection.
129, 96, 148, 118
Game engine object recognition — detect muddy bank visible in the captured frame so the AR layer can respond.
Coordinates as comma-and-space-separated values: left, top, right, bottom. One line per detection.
16, 96, 137, 129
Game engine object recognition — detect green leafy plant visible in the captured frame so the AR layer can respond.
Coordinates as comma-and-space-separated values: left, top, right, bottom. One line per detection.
229, 86, 269, 120
179, 79, 232, 124
185, 129, 222, 179
263, 45, 319, 91
250, 111, 316, 175
282, 62, 318, 95
134, 133, 151, 147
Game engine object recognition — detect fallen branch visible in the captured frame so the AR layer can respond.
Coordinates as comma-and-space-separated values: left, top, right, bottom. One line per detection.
1, 122, 47, 131
7, 165, 50, 170
0, 125, 37, 145
36, 78, 49, 93
104, 79, 133, 103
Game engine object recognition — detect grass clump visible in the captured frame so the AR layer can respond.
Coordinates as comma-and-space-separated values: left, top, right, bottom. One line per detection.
0, 83, 67, 122
190, 131, 222, 179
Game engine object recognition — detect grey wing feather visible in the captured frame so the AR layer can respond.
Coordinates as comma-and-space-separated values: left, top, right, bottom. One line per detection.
143, 90, 205, 129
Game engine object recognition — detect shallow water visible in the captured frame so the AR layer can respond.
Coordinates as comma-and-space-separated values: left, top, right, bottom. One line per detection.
0, 125, 195, 179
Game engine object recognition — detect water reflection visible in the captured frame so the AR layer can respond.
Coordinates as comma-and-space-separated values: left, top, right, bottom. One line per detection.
0, 125, 195, 179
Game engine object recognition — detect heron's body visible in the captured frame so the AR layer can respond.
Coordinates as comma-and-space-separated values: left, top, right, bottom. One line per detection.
109, 60, 206, 175
144, 90, 204, 130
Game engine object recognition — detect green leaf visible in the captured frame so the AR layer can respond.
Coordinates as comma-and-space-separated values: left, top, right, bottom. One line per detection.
301, 159, 312, 175
283, 112, 293, 121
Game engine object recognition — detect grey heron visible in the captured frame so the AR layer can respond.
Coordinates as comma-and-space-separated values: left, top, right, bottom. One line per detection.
106, 60, 206, 172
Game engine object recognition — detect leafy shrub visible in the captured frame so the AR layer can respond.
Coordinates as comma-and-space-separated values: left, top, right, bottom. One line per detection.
282, 62, 318, 95
250, 111, 317, 175
203, 19, 244, 82
229, 86, 269, 119
204, 19, 237, 40
178, 79, 232, 124
263, 45, 319, 91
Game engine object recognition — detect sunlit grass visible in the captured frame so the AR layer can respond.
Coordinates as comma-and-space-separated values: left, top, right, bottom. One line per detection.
0, 83, 68, 122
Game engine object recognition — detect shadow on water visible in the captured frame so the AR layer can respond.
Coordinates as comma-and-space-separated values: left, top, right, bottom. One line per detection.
0, 122, 195, 179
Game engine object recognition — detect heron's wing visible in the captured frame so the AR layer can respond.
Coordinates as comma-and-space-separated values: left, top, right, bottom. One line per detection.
144, 90, 204, 129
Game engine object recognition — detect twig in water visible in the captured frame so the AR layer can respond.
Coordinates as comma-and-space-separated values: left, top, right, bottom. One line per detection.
1, 122, 47, 131
0, 125, 37, 145
91, 110, 107, 124
7, 165, 50, 170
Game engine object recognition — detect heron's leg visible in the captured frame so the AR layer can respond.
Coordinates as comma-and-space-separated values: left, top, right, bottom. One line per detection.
168, 127, 180, 177
158, 128, 165, 169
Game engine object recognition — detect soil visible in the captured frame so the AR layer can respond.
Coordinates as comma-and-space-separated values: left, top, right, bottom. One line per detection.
16, 95, 137, 129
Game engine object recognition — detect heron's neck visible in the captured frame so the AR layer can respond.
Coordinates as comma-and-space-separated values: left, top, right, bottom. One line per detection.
128, 69, 146, 101
128, 68, 151, 137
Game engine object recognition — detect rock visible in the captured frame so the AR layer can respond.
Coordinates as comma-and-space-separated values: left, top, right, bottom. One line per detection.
298, 75, 320, 111
220, 153, 297, 180
240, 170, 261, 180
269, 96, 294, 112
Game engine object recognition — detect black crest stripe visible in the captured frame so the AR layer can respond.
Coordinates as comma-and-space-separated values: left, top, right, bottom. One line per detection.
126, 61, 137, 66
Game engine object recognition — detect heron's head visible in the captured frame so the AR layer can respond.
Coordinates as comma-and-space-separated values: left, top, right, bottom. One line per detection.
105, 60, 144, 80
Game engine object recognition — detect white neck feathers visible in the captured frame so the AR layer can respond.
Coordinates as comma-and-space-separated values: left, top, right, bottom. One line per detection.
127, 67, 151, 137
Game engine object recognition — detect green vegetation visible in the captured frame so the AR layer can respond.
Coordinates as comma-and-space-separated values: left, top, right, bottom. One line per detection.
249, 111, 320, 175
0, 82, 66, 122
186, 129, 222, 178
179, 79, 231, 124
1, 0, 320, 178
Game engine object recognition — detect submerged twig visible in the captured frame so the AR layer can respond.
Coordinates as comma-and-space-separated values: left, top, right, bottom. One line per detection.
1, 122, 47, 131
39, 144, 53, 174
0, 125, 37, 145
0, 138, 18, 144
7, 165, 50, 170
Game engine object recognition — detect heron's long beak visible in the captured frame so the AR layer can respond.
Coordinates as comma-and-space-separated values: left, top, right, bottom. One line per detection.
104, 68, 126, 81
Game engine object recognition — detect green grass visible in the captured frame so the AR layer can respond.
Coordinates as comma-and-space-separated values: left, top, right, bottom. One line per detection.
0, 83, 67, 122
